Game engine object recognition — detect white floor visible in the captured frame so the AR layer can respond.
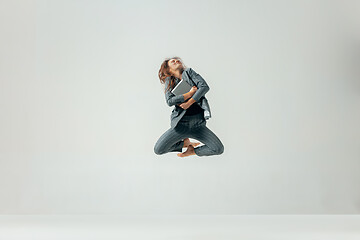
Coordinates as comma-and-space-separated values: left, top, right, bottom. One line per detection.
0, 215, 359, 240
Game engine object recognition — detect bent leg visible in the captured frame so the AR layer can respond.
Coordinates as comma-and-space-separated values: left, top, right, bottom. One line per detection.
154, 127, 186, 155
189, 125, 224, 156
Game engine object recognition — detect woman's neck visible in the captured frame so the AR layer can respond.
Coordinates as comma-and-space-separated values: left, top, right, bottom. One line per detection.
173, 69, 184, 80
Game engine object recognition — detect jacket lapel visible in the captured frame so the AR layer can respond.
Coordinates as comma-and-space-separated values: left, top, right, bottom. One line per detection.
182, 68, 194, 86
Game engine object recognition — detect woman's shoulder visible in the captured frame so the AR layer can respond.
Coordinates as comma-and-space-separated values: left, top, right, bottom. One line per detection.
184, 67, 198, 76
184, 67, 192, 73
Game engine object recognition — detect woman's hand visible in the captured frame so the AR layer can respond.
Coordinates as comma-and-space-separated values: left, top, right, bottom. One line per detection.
189, 86, 198, 95
175, 87, 197, 109
178, 101, 191, 109
177, 97, 197, 109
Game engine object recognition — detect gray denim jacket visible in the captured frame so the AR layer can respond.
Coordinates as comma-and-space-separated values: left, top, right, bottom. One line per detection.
164, 67, 212, 128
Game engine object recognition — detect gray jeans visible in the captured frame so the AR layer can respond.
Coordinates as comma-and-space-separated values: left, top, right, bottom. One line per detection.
154, 112, 224, 156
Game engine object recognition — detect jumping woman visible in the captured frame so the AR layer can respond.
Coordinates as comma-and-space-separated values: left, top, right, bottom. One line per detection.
154, 57, 224, 157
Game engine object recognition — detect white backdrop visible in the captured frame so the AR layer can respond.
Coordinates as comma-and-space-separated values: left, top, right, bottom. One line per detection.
0, 0, 359, 214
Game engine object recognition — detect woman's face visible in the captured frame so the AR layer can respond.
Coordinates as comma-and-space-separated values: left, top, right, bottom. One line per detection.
168, 58, 183, 73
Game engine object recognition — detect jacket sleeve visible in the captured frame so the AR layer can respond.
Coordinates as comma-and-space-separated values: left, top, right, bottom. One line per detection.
188, 68, 210, 102
164, 78, 185, 107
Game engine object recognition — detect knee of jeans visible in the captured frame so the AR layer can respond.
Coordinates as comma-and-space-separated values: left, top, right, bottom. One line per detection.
217, 143, 224, 155
154, 144, 165, 155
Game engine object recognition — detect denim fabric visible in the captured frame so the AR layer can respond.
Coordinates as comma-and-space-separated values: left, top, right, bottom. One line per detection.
154, 112, 224, 157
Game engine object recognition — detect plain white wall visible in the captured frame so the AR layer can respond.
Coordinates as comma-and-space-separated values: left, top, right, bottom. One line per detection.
0, 0, 359, 214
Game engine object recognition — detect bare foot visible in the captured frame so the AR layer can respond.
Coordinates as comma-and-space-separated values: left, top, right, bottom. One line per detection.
177, 145, 197, 157
183, 138, 200, 148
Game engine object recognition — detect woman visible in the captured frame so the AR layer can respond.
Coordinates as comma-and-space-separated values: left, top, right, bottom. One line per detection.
154, 57, 224, 157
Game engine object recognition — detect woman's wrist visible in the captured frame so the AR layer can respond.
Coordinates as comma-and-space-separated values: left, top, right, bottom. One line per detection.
187, 98, 196, 105
183, 92, 193, 101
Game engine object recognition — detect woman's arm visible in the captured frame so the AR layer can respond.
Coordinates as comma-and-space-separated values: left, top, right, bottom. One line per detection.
188, 68, 210, 102
165, 87, 185, 107
164, 78, 194, 107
